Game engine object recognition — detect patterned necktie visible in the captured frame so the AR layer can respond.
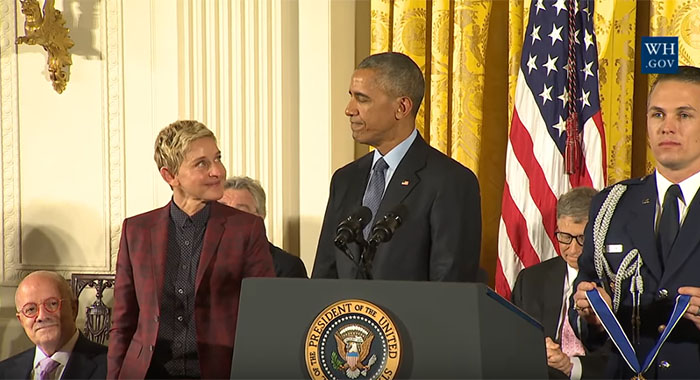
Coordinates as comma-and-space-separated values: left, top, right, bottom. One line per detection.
362, 158, 388, 238
560, 294, 585, 357
658, 184, 683, 260
561, 311, 586, 357
38, 357, 60, 380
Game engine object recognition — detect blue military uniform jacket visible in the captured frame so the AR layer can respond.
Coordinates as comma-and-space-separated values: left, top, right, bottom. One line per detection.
574, 174, 700, 378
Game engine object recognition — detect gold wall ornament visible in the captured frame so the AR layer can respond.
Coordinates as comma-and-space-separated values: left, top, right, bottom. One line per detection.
15, 0, 74, 94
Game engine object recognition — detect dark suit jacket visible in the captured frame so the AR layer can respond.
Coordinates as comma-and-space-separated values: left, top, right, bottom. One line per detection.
0, 333, 107, 379
107, 201, 275, 379
270, 243, 307, 278
575, 174, 700, 379
512, 256, 607, 379
312, 134, 481, 281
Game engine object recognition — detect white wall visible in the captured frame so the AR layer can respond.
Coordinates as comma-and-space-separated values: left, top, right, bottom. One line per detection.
0, 0, 357, 359
298, 0, 357, 269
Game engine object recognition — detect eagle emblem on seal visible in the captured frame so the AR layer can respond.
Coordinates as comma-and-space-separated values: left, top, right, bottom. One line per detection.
332, 324, 377, 379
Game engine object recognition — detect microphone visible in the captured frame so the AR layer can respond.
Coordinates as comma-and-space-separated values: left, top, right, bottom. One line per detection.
368, 204, 408, 247
334, 206, 372, 250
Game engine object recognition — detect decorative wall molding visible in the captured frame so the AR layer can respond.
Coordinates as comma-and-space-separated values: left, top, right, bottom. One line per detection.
105, 0, 125, 272
0, 0, 22, 283
1, 0, 124, 284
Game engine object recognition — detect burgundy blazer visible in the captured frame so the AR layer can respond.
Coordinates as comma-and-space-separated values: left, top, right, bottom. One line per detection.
107, 201, 275, 379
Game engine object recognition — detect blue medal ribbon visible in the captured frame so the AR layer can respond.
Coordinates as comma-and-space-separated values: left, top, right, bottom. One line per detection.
585, 290, 690, 377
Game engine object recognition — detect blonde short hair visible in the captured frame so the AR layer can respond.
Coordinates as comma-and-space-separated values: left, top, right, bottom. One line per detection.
154, 120, 215, 173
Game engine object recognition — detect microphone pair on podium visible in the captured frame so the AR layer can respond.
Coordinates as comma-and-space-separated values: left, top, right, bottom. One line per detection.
333, 204, 407, 279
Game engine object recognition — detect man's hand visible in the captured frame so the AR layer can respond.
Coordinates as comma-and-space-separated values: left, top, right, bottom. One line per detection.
679, 286, 700, 331
573, 281, 611, 328
545, 337, 572, 376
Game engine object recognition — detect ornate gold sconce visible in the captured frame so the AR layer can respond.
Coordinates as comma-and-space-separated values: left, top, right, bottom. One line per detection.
15, 0, 75, 94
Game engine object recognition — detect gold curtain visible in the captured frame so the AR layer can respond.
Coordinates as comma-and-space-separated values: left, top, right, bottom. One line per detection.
370, 0, 700, 285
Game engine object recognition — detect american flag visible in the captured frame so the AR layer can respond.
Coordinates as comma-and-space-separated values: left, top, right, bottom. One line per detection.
496, 0, 606, 298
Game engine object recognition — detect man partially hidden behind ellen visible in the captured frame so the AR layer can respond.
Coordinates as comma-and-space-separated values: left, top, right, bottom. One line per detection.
312, 52, 481, 281
573, 66, 700, 378
107, 120, 275, 379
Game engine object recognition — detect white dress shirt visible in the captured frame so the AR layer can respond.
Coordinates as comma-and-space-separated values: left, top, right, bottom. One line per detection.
557, 265, 582, 380
31, 330, 79, 380
655, 170, 700, 229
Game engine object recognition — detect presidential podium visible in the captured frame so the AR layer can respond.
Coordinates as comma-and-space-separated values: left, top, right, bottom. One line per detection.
231, 278, 546, 379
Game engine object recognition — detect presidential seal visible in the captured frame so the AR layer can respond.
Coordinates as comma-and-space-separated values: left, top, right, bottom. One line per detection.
305, 299, 401, 380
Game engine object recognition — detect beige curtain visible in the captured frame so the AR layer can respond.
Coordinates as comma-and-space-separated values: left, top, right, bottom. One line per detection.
370, 0, 700, 284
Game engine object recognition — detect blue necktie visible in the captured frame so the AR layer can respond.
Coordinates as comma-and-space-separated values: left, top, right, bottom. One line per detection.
658, 184, 683, 260
362, 158, 388, 238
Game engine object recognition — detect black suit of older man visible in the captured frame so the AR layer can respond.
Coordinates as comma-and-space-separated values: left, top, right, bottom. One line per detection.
0, 333, 107, 379
512, 256, 607, 379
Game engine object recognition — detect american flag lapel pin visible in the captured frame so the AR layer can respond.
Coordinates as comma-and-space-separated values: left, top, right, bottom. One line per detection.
401, 180, 409, 186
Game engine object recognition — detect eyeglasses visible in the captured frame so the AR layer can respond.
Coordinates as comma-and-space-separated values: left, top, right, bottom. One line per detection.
555, 231, 585, 246
16, 297, 64, 318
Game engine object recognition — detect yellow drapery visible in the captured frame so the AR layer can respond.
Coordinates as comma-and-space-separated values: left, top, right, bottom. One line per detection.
370, 0, 700, 284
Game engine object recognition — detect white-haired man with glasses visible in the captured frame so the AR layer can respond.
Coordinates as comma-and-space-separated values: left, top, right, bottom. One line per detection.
0, 271, 107, 379
512, 187, 607, 379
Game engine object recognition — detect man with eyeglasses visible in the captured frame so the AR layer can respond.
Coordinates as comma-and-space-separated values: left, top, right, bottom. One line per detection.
0, 271, 107, 379
512, 187, 607, 379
